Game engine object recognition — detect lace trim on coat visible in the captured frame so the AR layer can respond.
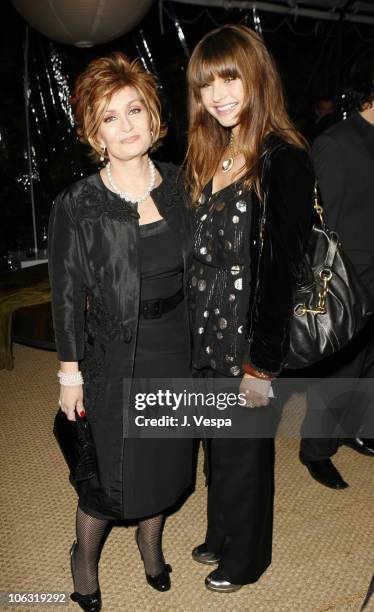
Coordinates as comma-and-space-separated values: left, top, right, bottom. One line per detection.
82, 296, 131, 420
86, 296, 131, 343
76, 182, 140, 222
151, 162, 184, 211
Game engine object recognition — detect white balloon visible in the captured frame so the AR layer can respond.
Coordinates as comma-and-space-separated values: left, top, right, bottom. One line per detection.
11, 0, 154, 47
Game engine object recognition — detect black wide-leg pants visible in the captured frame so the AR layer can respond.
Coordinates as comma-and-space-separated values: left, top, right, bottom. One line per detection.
204, 437, 275, 585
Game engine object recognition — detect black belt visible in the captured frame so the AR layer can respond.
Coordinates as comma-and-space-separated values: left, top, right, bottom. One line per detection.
139, 287, 184, 319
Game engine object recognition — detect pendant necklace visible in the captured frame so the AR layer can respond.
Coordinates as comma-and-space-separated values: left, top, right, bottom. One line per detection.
222, 131, 240, 173
105, 159, 156, 205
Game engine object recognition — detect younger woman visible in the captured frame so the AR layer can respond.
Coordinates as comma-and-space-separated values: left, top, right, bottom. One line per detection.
186, 24, 314, 592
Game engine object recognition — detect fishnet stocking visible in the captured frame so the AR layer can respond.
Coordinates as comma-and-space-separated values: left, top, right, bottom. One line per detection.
137, 513, 165, 576
71, 506, 110, 595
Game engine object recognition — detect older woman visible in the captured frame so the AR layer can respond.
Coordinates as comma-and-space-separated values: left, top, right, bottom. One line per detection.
48, 53, 192, 610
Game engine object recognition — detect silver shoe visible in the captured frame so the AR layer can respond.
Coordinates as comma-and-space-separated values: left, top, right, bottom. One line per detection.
192, 544, 220, 565
205, 571, 242, 593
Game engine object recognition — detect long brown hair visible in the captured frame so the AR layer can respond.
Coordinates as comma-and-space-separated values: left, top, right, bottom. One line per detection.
185, 24, 307, 203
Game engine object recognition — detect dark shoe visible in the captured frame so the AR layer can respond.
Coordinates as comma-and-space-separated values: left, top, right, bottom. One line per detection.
192, 543, 220, 565
135, 528, 172, 592
70, 591, 102, 612
70, 542, 102, 611
301, 457, 349, 489
340, 438, 374, 457
205, 569, 242, 593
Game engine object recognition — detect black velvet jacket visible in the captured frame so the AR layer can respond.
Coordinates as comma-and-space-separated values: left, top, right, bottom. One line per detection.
243, 137, 315, 374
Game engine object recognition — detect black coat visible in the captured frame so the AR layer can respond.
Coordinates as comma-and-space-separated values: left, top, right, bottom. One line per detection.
48, 162, 192, 519
243, 138, 315, 374
310, 111, 374, 298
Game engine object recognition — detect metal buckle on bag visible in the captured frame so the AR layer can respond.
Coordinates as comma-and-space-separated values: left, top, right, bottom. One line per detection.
294, 268, 332, 317
142, 299, 163, 319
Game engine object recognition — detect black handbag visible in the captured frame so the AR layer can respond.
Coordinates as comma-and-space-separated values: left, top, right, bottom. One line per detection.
53, 409, 97, 482
285, 187, 373, 368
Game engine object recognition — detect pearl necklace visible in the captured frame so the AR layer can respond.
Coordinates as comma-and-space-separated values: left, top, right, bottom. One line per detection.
105, 159, 156, 205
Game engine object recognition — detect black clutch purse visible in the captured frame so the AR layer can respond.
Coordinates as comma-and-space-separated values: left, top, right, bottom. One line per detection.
53, 409, 97, 482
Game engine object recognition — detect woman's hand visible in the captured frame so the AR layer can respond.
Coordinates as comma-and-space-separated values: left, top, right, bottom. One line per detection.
59, 384, 85, 421
239, 374, 272, 408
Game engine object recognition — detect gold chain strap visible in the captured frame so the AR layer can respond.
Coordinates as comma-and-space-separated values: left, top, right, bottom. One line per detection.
294, 185, 332, 317
313, 183, 324, 224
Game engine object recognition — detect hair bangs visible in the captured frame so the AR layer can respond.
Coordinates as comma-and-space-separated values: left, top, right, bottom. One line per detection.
189, 36, 242, 90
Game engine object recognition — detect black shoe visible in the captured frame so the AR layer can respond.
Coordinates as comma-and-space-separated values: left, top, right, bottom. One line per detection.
135, 528, 172, 592
340, 438, 374, 457
192, 543, 221, 565
300, 458, 349, 489
70, 542, 102, 612
70, 591, 102, 612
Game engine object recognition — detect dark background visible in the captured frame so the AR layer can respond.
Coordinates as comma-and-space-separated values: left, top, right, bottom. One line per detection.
1, 0, 373, 255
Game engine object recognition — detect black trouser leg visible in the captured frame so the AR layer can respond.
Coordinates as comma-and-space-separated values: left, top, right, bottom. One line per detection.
204, 439, 226, 555
300, 316, 374, 461
300, 437, 339, 461
205, 437, 275, 585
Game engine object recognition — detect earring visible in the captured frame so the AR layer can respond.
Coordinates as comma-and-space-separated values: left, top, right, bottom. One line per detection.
100, 145, 106, 162
150, 129, 154, 142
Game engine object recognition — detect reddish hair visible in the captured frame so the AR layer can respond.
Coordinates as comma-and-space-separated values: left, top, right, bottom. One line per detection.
71, 52, 167, 161
185, 24, 307, 202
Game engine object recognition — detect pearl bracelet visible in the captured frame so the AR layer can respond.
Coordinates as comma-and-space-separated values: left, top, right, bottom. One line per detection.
57, 370, 84, 386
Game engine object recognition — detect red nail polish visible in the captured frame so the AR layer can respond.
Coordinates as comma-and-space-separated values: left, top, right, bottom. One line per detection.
79, 411, 85, 417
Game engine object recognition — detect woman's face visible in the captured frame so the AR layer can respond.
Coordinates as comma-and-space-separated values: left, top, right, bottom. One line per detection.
200, 75, 244, 128
96, 86, 152, 161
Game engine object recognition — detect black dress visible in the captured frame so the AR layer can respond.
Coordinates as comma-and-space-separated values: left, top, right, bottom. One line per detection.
80, 218, 193, 520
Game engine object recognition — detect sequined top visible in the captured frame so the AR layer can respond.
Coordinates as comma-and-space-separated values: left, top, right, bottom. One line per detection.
189, 180, 252, 376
